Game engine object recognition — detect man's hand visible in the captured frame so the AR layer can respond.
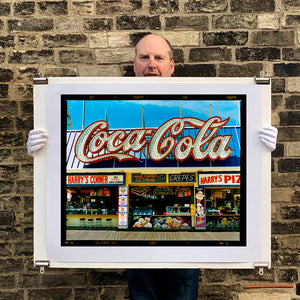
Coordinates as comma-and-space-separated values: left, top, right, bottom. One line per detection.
259, 126, 278, 151
27, 130, 48, 156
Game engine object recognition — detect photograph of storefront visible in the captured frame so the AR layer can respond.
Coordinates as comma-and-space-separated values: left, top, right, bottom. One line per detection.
63, 95, 244, 246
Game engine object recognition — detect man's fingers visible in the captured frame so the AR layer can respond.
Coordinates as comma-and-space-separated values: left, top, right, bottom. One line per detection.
260, 137, 276, 151
258, 126, 278, 138
29, 130, 48, 140
28, 138, 47, 147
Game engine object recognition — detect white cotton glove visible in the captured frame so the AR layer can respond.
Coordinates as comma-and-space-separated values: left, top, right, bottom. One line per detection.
258, 126, 278, 151
27, 129, 48, 157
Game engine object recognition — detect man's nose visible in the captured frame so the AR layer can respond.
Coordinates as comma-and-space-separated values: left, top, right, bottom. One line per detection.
147, 57, 156, 68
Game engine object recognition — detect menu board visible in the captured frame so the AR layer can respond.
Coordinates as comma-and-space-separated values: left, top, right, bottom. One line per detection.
132, 174, 167, 183
118, 186, 128, 228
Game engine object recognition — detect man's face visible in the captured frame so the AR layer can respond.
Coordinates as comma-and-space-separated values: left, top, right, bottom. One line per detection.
133, 35, 175, 77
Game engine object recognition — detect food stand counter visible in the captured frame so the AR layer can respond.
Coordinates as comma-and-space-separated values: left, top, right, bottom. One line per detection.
66, 214, 118, 229
132, 206, 193, 230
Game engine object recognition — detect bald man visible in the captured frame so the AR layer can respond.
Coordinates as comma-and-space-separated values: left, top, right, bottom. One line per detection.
27, 33, 278, 300
125, 33, 200, 300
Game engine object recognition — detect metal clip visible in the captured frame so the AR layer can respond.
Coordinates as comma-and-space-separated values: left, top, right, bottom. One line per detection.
260, 70, 265, 78
255, 77, 270, 85
35, 260, 49, 274
33, 78, 48, 85
254, 262, 269, 276
254, 70, 270, 85
258, 268, 264, 276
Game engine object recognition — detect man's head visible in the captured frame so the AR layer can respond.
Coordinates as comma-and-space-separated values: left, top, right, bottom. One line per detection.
133, 34, 175, 77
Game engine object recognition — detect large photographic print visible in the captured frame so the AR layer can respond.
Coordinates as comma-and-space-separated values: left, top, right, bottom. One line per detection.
63, 95, 246, 246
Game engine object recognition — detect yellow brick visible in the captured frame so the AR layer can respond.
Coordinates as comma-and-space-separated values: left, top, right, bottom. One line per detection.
89, 33, 107, 48
77, 66, 121, 77
95, 48, 133, 64
258, 14, 280, 29
238, 293, 292, 300
286, 78, 300, 93
162, 32, 200, 46
108, 33, 130, 47
272, 188, 294, 203
286, 142, 300, 157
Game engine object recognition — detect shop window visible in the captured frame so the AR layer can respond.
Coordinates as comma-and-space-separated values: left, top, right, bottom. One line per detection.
204, 187, 240, 231
66, 187, 118, 216
129, 186, 194, 230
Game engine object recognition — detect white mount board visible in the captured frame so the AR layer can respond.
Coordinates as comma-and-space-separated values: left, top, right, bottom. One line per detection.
33, 77, 271, 269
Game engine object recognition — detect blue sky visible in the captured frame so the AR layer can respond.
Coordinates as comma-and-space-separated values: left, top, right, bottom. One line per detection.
67, 99, 241, 130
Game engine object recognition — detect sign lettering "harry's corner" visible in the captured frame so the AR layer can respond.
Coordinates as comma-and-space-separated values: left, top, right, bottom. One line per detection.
74, 117, 233, 164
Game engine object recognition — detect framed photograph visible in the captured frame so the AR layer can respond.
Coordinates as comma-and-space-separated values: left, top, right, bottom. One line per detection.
34, 77, 271, 269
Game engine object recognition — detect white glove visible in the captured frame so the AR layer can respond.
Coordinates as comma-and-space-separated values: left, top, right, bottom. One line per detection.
27, 129, 48, 156
258, 126, 278, 151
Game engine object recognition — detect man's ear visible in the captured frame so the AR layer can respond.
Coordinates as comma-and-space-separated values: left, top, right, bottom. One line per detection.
133, 59, 137, 74
170, 60, 175, 75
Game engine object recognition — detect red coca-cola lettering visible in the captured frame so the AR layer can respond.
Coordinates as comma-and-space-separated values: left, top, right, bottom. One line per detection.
74, 117, 233, 164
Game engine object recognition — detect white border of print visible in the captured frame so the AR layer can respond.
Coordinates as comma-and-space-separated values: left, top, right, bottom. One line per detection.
34, 77, 271, 269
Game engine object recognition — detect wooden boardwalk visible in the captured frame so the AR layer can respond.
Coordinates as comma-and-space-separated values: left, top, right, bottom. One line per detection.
66, 230, 239, 241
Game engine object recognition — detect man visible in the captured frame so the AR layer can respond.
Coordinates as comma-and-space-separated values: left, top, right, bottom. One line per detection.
125, 33, 200, 300
27, 33, 278, 300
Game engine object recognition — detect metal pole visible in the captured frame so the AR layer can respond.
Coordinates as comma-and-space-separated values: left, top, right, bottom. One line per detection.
82, 100, 85, 129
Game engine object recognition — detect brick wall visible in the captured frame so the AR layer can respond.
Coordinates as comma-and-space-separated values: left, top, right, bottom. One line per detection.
0, 0, 299, 299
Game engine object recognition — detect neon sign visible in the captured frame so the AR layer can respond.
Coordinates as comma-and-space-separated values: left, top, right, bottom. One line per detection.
75, 117, 233, 164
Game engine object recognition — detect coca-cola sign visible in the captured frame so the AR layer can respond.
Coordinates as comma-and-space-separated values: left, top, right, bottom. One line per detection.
74, 116, 233, 164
